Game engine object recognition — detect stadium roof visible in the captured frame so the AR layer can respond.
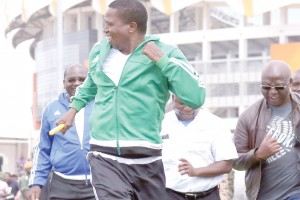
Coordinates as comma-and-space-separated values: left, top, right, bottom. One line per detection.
3, 0, 300, 49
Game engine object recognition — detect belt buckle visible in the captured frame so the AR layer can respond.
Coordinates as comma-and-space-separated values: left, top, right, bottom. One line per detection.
185, 193, 198, 200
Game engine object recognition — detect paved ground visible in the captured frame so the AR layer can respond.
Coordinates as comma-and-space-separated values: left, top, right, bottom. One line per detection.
233, 170, 247, 200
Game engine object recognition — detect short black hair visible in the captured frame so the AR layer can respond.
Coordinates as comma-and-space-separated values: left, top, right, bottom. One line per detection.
109, 0, 148, 34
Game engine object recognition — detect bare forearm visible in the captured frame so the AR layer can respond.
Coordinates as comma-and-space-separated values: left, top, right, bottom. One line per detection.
192, 160, 233, 177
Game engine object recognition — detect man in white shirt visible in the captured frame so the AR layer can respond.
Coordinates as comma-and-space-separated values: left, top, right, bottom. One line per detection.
161, 94, 238, 200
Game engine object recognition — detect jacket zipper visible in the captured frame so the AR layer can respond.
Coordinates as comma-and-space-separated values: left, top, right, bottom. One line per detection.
114, 52, 133, 155
82, 149, 88, 185
115, 85, 121, 155
77, 107, 88, 184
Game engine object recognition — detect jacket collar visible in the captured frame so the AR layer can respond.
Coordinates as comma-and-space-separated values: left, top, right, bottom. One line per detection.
58, 92, 70, 108
99, 35, 161, 59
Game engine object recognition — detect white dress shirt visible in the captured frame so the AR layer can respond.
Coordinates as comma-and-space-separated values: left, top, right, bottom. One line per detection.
161, 108, 238, 193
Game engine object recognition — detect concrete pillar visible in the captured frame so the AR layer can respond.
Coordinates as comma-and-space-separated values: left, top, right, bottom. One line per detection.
238, 14, 248, 115
169, 12, 179, 33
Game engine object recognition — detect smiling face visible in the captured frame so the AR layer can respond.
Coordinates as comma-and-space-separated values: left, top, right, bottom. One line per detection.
103, 7, 131, 51
103, 0, 148, 54
63, 65, 88, 100
261, 61, 292, 106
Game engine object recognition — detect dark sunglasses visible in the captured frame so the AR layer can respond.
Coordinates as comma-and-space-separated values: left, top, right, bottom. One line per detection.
260, 83, 289, 90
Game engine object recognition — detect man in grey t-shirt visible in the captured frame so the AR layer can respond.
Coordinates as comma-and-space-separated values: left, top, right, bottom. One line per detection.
233, 60, 300, 200
257, 103, 300, 199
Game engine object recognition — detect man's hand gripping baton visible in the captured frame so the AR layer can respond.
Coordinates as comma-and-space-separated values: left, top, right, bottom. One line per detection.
49, 124, 65, 135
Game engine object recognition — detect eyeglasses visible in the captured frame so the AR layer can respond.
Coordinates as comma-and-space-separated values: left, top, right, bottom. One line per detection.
260, 83, 289, 90
291, 82, 300, 89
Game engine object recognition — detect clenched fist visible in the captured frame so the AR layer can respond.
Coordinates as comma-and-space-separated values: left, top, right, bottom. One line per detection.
142, 41, 164, 62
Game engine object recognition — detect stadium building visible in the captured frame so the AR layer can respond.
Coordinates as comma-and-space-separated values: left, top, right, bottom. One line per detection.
2, 0, 300, 174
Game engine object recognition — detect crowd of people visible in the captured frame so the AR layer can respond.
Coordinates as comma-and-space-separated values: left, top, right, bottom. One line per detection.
0, 160, 32, 200
2, 0, 300, 199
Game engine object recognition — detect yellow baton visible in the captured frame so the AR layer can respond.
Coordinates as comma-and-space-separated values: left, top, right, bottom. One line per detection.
49, 124, 65, 136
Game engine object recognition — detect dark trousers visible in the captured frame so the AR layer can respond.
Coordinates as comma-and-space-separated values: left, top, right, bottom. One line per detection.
166, 187, 221, 200
39, 172, 52, 200
88, 153, 167, 200
47, 172, 95, 200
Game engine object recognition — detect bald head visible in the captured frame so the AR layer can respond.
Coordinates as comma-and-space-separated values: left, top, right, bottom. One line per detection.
64, 64, 88, 78
292, 69, 300, 80
261, 60, 292, 106
292, 69, 300, 93
63, 64, 88, 100
261, 60, 291, 82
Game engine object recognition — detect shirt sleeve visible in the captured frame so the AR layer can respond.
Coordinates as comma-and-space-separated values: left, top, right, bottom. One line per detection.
29, 107, 53, 187
233, 112, 261, 170
212, 120, 238, 161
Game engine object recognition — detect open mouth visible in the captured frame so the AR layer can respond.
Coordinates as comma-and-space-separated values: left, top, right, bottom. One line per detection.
268, 96, 281, 105
106, 36, 112, 42
269, 96, 279, 101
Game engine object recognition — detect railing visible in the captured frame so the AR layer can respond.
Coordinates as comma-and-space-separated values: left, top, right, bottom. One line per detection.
189, 56, 270, 117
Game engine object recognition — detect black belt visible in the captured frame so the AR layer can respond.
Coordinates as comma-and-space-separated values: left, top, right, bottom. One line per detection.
174, 186, 218, 200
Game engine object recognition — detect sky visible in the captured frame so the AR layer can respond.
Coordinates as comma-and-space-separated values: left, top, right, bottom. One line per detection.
0, 3, 35, 137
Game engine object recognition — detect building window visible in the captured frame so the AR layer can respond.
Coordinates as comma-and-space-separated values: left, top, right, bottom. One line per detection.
247, 82, 261, 95
211, 107, 239, 118
208, 83, 239, 97
82, 12, 96, 30
65, 14, 78, 32
288, 8, 300, 24
150, 7, 170, 34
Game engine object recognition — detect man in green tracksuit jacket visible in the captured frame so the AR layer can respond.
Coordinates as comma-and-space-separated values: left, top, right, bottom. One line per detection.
57, 0, 206, 199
